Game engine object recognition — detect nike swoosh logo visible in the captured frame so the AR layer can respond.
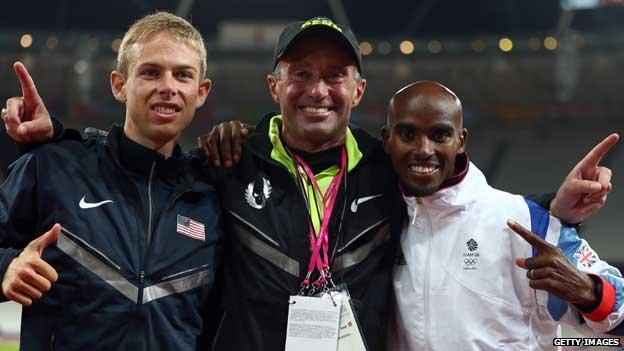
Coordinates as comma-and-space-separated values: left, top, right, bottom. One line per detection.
350, 194, 383, 213
79, 196, 114, 209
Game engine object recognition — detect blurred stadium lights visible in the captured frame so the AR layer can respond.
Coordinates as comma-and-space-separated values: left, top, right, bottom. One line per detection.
359, 41, 373, 55
427, 40, 442, 54
20, 34, 33, 48
498, 37, 513, 52
111, 38, 122, 53
4, 30, 620, 59
544, 36, 558, 50
399, 40, 415, 55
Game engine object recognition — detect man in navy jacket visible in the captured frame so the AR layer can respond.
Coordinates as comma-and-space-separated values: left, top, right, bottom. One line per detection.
0, 12, 222, 350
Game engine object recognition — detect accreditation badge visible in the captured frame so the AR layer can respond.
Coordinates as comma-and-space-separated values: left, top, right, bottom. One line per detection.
319, 284, 367, 351
285, 294, 342, 351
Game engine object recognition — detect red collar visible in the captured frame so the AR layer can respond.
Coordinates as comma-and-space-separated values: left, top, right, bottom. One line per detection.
439, 153, 469, 191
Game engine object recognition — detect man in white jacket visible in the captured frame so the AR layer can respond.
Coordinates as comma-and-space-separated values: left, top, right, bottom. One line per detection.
382, 81, 623, 350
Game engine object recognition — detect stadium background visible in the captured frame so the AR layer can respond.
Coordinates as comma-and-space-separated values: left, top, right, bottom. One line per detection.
0, 0, 623, 349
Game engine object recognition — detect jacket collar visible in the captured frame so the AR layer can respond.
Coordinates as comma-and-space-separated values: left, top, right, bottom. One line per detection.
403, 154, 486, 215
105, 125, 186, 180
245, 112, 382, 172
267, 114, 362, 176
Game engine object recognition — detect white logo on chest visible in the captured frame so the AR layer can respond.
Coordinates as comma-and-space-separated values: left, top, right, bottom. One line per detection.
79, 195, 114, 209
462, 238, 480, 270
244, 177, 272, 209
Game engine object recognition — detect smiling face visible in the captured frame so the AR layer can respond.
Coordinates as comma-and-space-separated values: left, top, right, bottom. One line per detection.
111, 32, 211, 156
382, 81, 467, 197
267, 33, 366, 152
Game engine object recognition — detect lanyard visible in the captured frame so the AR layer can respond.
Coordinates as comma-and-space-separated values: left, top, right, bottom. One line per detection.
293, 148, 347, 292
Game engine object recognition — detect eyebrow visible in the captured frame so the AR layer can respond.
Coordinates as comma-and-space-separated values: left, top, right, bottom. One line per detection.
393, 121, 456, 133
136, 62, 198, 72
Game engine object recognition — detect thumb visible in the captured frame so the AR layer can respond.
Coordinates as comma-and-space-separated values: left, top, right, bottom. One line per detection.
515, 258, 527, 269
33, 224, 62, 255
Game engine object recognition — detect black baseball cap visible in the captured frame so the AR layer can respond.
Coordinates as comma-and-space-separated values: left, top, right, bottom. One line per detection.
272, 16, 363, 73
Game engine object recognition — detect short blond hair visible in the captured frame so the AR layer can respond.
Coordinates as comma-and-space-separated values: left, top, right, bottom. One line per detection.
117, 11, 207, 79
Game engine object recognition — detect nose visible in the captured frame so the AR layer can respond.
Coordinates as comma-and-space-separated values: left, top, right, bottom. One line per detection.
158, 72, 177, 98
411, 136, 434, 159
308, 77, 329, 100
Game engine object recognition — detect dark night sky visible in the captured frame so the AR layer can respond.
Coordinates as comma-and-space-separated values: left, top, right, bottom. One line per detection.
1, 0, 623, 37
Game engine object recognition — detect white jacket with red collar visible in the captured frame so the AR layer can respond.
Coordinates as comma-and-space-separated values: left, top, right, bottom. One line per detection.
390, 161, 624, 351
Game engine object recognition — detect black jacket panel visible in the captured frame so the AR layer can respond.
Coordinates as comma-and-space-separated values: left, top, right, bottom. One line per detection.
212, 114, 401, 351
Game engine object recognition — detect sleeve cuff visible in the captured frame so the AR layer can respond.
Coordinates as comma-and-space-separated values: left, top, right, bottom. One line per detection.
582, 275, 616, 322
16, 116, 64, 155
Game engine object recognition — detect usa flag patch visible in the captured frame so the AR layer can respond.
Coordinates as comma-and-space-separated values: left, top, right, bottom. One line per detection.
176, 215, 205, 241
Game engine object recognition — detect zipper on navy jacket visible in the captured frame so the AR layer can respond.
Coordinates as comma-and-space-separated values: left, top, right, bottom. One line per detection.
146, 161, 156, 245
137, 161, 156, 304
137, 165, 194, 304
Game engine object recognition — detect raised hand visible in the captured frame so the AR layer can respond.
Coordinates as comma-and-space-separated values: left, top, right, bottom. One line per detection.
550, 133, 619, 224
507, 219, 597, 309
2, 61, 54, 143
197, 120, 254, 167
1, 224, 61, 306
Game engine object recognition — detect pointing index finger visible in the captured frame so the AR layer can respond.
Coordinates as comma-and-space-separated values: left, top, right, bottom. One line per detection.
507, 219, 553, 252
13, 61, 41, 102
579, 134, 620, 169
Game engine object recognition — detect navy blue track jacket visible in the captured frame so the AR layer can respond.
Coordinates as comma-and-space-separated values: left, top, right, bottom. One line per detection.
0, 125, 222, 350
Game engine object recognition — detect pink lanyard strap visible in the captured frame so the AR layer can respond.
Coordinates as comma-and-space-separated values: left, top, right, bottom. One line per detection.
293, 148, 347, 288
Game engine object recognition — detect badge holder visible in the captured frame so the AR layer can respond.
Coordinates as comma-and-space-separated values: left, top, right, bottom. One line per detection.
285, 286, 342, 351
318, 284, 368, 351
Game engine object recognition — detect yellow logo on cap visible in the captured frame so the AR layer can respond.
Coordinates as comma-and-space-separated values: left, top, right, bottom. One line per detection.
301, 18, 342, 32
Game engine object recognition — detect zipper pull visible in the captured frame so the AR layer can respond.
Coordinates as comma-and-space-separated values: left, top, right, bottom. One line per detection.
411, 198, 422, 225
139, 270, 145, 284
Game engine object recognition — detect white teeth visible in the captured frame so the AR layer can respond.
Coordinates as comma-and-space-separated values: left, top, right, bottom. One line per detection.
301, 106, 329, 114
154, 106, 176, 114
409, 165, 438, 174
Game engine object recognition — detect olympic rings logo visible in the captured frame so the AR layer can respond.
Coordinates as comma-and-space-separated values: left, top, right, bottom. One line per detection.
464, 258, 478, 266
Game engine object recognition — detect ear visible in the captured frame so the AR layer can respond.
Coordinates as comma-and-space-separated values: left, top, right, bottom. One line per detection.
267, 74, 280, 104
457, 128, 468, 154
351, 77, 366, 107
381, 125, 391, 154
110, 71, 127, 103
194, 79, 212, 108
